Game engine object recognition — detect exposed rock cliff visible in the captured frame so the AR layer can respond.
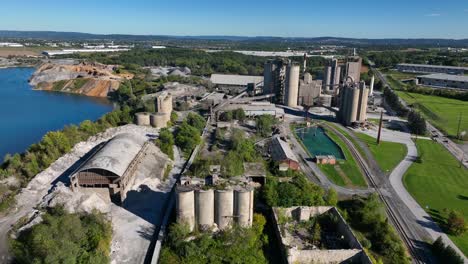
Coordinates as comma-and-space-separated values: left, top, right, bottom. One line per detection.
30, 61, 132, 97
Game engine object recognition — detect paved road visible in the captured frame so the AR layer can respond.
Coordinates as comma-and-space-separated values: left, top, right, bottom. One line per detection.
371, 66, 467, 168
357, 126, 468, 262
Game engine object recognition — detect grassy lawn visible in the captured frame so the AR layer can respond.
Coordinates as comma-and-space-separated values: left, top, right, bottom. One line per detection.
403, 139, 468, 256
319, 127, 368, 188
396, 91, 468, 140
355, 132, 407, 173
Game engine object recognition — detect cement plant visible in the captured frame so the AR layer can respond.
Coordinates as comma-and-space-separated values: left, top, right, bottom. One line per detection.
0, 7, 468, 264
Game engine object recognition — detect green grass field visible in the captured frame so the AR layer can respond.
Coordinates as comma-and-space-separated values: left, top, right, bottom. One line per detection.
396, 91, 468, 139
318, 128, 368, 188
356, 133, 407, 173
403, 140, 468, 256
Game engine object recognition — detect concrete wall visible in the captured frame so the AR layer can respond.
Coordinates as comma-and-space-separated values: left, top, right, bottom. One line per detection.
288, 248, 364, 264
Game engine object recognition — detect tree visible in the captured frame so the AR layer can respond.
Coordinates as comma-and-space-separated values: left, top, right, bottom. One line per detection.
186, 112, 206, 133
155, 128, 175, 159
446, 210, 467, 236
325, 188, 338, 207
175, 122, 201, 156
233, 108, 246, 122
256, 115, 276, 137
407, 110, 427, 135
432, 236, 464, 264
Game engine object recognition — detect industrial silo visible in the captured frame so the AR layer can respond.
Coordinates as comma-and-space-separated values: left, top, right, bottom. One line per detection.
150, 113, 169, 128
348, 87, 360, 125
357, 82, 369, 122
156, 92, 173, 113
285, 64, 300, 107
234, 188, 254, 227
215, 189, 234, 230
196, 189, 214, 229
135, 112, 150, 126
324, 66, 332, 91
176, 187, 195, 232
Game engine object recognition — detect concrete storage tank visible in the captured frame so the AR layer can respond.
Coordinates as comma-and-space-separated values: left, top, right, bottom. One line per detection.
196, 189, 214, 229
324, 66, 332, 91
347, 87, 360, 125
156, 93, 173, 113
285, 64, 300, 107
176, 188, 195, 231
150, 113, 169, 128
358, 83, 369, 121
234, 188, 254, 227
263, 61, 274, 94
215, 189, 234, 230
135, 112, 150, 126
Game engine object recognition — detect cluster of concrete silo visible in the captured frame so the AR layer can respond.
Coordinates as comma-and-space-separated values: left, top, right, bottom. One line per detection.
338, 81, 369, 126
135, 91, 173, 128
176, 186, 254, 232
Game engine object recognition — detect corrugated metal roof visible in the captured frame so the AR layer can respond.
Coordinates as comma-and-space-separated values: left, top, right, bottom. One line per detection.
270, 136, 298, 163
76, 133, 146, 178
418, 73, 468, 82
398, 63, 468, 70
210, 74, 264, 86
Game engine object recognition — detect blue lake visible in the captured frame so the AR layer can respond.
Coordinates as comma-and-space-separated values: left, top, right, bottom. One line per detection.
0, 67, 114, 159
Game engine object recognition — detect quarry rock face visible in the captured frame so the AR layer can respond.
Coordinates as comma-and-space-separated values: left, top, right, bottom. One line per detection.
30, 61, 132, 97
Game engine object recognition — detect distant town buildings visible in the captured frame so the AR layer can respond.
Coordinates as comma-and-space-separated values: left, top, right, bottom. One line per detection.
397, 63, 467, 75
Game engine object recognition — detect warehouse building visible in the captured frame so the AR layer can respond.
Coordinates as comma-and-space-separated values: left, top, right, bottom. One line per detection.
210, 74, 264, 92
270, 136, 300, 171
220, 102, 284, 118
70, 133, 148, 203
397, 63, 467, 75
416, 73, 468, 90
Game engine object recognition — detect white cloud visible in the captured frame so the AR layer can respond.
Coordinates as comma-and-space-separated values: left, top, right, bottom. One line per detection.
425, 13, 441, 17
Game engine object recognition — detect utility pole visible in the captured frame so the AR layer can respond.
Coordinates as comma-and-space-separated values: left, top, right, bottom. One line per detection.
377, 111, 383, 145
456, 112, 462, 140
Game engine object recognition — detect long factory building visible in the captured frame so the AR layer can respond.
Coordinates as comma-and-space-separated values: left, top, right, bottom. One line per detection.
397, 63, 468, 75
416, 73, 468, 90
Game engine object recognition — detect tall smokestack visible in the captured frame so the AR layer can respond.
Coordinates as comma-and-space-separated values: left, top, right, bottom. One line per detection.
303, 53, 307, 73
370, 75, 375, 96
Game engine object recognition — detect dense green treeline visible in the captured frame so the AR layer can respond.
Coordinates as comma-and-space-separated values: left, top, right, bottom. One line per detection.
10, 206, 112, 264
63, 48, 327, 77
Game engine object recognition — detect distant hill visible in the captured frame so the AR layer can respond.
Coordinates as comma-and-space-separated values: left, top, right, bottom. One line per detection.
0, 30, 467, 47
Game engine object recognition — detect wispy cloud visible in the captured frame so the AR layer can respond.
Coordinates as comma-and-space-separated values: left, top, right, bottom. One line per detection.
425, 13, 441, 17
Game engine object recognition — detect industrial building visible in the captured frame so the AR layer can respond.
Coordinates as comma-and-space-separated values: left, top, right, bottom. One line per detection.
269, 136, 300, 171
323, 57, 362, 92
416, 73, 468, 90
298, 73, 322, 106
70, 133, 149, 203
338, 81, 369, 126
220, 102, 284, 118
323, 58, 341, 92
210, 74, 264, 91
176, 176, 255, 231
271, 206, 372, 264
397, 63, 468, 75
263, 59, 287, 103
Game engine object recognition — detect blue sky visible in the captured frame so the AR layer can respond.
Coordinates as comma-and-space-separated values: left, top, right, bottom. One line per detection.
1, 0, 468, 38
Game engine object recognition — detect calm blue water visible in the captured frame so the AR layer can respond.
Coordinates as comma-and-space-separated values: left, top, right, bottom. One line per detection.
0, 67, 113, 159
296, 126, 345, 159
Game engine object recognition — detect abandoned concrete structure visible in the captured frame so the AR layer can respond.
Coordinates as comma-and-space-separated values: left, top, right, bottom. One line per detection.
70, 133, 148, 203
176, 176, 255, 232
272, 206, 372, 264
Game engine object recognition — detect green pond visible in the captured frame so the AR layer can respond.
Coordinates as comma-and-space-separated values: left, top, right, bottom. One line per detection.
295, 126, 345, 160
